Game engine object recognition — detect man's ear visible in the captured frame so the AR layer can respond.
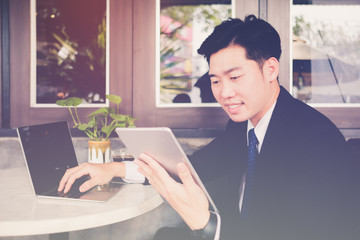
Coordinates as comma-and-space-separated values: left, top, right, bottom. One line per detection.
263, 57, 279, 82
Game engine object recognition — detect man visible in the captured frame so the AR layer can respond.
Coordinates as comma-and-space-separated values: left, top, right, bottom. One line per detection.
59, 15, 360, 239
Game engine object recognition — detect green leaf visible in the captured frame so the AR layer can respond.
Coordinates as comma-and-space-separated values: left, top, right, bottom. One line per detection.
88, 107, 109, 117
101, 125, 113, 135
110, 113, 127, 121
127, 117, 136, 127
55, 99, 67, 106
78, 123, 89, 131
108, 108, 115, 114
87, 118, 96, 128
56, 97, 82, 107
115, 123, 126, 128
106, 95, 122, 104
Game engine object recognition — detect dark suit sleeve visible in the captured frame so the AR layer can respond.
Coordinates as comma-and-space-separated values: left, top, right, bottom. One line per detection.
288, 128, 360, 239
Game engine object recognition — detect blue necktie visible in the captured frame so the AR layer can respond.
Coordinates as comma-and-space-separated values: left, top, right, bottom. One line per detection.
241, 128, 259, 218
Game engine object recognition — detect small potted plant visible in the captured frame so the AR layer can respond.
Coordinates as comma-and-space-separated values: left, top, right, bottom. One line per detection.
56, 94, 135, 164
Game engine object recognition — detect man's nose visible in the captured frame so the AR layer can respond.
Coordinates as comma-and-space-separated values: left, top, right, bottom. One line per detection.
220, 81, 236, 98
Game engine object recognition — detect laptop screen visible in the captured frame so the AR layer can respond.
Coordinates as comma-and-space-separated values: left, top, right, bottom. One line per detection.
18, 121, 78, 195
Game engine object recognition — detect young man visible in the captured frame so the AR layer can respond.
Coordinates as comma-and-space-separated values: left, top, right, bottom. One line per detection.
59, 15, 360, 239
136, 15, 360, 239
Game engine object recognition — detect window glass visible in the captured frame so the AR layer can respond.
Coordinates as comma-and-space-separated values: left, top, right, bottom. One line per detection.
292, 0, 360, 104
157, 0, 232, 106
32, 0, 108, 106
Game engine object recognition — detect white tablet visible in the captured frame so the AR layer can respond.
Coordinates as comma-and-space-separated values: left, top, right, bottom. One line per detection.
115, 127, 218, 213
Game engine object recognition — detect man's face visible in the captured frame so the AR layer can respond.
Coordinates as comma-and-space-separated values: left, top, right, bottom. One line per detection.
209, 45, 278, 125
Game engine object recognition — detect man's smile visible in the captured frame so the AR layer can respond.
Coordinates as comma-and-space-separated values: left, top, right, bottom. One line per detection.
224, 102, 244, 113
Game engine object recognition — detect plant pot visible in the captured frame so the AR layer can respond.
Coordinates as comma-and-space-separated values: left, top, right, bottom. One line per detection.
88, 140, 111, 164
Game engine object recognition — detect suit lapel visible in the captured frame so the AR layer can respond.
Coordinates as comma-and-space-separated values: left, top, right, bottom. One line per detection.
249, 87, 297, 217
260, 87, 294, 160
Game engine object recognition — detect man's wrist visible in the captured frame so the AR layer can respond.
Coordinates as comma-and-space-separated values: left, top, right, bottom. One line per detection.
190, 211, 217, 239
111, 161, 125, 178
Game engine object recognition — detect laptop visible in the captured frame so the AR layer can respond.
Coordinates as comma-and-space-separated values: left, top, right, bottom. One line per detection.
17, 121, 122, 202
116, 127, 219, 213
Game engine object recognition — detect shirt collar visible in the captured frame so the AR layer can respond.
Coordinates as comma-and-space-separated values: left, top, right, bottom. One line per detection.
247, 101, 277, 152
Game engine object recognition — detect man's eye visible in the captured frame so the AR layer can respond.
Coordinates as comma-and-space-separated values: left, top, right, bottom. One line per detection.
230, 76, 240, 80
210, 78, 219, 84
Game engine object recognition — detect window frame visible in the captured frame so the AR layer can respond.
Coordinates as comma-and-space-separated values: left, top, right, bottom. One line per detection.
132, 0, 259, 128
9, 0, 133, 128
283, 0, 360, 128
29, 0, 110, 108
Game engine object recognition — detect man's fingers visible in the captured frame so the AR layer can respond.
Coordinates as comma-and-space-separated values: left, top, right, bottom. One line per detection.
135, 154, 178, 197
138, 153, 171, 179
63, 167, 91, 193
177, 162, 195, 187
58, 178, 66, 192
135, 158, 165, 188
138, 153, 161, 169
58, 166, 80, 191
79, 179, 96, 192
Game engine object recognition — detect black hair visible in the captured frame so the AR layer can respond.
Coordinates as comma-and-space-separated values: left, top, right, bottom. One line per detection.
197, 15, 282, 67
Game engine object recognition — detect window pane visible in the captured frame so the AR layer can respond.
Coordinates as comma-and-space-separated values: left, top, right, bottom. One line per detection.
158, 0, 232, 105
34, 0, 107, 105
292, 0, 360, 104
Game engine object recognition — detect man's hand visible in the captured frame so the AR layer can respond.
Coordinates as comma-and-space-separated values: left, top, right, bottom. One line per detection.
58, 162, 125, 193
135, 153, 210, 230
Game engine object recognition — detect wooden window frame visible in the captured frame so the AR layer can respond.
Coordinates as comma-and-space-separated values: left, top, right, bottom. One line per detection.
9, 0, 133, 128
133, 0, 259, 128
268, 0, 360, 128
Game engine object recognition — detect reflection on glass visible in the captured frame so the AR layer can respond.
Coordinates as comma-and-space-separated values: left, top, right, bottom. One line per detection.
34, 0, 107, 104
292, 0, 360, 104
158, 0, 232, 105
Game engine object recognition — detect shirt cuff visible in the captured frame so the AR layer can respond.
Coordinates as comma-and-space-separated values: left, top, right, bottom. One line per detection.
122, 161, 145, 183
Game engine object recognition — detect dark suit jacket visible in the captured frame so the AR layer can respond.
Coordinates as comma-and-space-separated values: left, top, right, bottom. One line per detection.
190, 87, 360, 240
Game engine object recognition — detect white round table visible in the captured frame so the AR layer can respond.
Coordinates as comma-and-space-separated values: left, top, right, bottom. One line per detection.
0, 167, 163, 237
